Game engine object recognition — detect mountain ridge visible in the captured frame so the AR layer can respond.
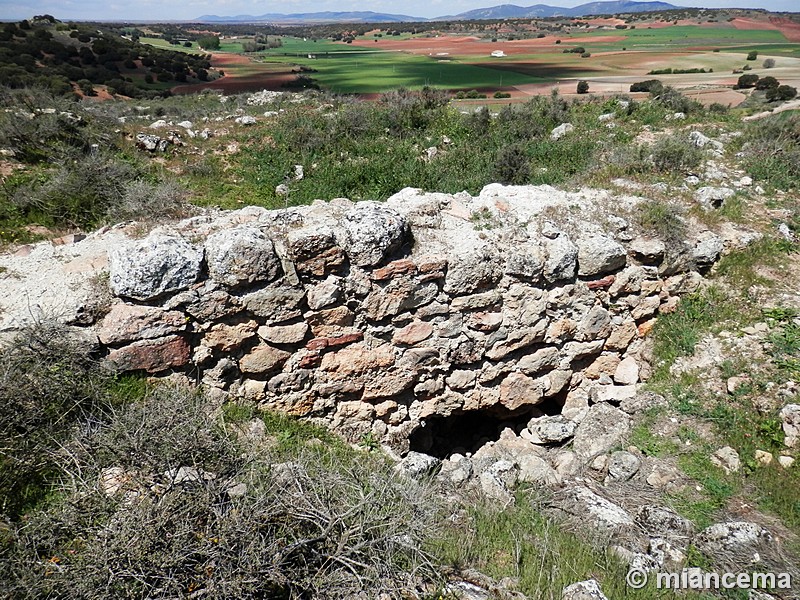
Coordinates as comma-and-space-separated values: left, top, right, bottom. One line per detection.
195, 1, 683, 23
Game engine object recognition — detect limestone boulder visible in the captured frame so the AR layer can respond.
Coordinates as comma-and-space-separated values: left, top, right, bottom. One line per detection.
97, 303, 186, 345
577, 235, 626, 277
572, 403, 631, 460
338, 203, 408, 267
205, 226, 281, 287
109, 233, 203, 301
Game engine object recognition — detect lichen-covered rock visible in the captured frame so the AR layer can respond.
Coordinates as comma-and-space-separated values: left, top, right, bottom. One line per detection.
543, 234, 578, 282
286, 225, 345, 276
572, 403, 631, 460
205, 226, 281, 287
556, 485, 634, 533
562, 579, 609, 600
693, 522, 772, 559
692, 231, 724, 270
339, 203, 407, 267
780, 403, 800, 448
109, 233, 203, 301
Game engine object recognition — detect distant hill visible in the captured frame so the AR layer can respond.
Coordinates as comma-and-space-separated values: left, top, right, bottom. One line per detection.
195, 11, 421, 24
443, 1, 681, 20
196, 2, 683, 24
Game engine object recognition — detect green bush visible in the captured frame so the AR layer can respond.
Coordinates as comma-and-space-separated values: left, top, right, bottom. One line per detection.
766, 84, 798, 102
755, 76, 779, 91
747, 50, 758, 61
630, 79, 663, 93
650, 134, 704, 172
742, 113, 800, 188
576, 80, 589, 94
493, 143, 530, 184
736, 73, 759, 89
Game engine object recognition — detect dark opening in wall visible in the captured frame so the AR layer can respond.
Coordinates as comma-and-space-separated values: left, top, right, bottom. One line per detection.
408, 400, 562, 459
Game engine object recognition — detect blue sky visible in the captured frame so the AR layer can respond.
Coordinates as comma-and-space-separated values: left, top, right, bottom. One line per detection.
1, 0, 797, 21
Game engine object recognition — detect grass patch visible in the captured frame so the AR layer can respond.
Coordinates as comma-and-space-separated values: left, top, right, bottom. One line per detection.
651, 287, 751, 381
433, 490, 706, 599
714, 237, 796, 288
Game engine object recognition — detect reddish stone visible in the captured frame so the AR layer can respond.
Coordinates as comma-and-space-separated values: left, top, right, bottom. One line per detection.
108, 335, 190, 374
305, 331, 363, 351
392, 321, 434, 345
239, 345, 290, 374
98, 303, 186, 345
298, 351, 322, 369
587, 275, 616, 290
372, 259, 417, 281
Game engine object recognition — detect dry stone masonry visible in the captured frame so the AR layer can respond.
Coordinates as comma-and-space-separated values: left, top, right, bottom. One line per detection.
1, 184, 726, 456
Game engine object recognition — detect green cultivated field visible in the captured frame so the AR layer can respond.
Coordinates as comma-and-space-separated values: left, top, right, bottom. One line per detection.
139, 37, 197, 53
577, 24, 788, 51
258, 51, 534, 93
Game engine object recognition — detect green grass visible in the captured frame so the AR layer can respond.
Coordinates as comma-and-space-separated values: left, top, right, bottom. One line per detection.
714, 237, 796, 288
432, 490, 710, 599
650, 287, 753, 381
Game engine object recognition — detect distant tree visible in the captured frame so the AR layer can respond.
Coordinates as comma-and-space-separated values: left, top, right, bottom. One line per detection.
577, 80, 589, 94
767, 85, 797, 102
763, 58, 776, 68
755, 76, 779, 91
736, 73, 759, 89
197, 35, 220, 50
746, 50, 758, 61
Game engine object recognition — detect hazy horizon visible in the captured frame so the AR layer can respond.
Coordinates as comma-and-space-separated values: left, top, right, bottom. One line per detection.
1, 0, 798, 21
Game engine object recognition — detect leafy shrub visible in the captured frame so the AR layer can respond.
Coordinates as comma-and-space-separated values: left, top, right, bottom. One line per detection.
747, 50, 758, 61
493, 91, 511, 99
6, 152, 141, 228
741, 113, 800, 188
106, 179, 190, 223
651, 86, 700, 114
634, 199, 687, 246
766, 85, 798, 102
763, 58, 776, 69
0, 324, 114, 518
755, 76, 779, 91
649, 133, 704, 172
630, 79, 663, 94
737, 73, 759, 89
577, 80, 589, 94
493, 143, 530, 184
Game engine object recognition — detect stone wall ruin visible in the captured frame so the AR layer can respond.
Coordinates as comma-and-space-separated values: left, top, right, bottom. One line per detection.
0, 184, 726, 457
